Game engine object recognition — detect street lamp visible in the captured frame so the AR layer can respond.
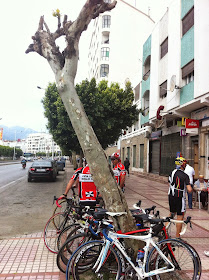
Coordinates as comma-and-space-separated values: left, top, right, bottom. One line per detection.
13, 130, 16, 160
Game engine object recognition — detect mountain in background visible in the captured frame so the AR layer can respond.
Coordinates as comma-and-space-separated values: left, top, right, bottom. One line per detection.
0, 125, 38, 141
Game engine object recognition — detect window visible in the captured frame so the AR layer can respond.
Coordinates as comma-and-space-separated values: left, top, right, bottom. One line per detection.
134, 84, 140, 102
159, 80, 167, 98
182, 60, 194, 85
182, 7, 194, 36
102, 15, 111, 28
133, 145, 136, 167
100, 64, 109, 77
143, 55, 151, 81
139, 144, 144, 168
182, 60, 194, 77
160, 37, 168, 59
101, 47, 110, 60
127, 147, 130, 160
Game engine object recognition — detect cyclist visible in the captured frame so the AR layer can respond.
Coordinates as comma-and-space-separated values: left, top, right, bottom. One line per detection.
168, 156, 192, 237
59, 163, 98, 206
111, 152, 126, 192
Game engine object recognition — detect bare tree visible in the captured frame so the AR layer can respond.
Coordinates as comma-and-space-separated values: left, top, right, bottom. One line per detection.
26, 0, 139, 238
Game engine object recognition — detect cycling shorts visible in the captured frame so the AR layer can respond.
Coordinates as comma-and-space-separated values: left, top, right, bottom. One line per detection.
168, 195, 186, 216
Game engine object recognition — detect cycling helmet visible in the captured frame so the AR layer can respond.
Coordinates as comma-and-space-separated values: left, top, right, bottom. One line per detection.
111, 153, 120, 160
175, 157, 186, 166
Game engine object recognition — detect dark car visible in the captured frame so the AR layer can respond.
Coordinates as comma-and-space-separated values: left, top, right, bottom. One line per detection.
57, 160, 65, 172
28, 160, 57, 182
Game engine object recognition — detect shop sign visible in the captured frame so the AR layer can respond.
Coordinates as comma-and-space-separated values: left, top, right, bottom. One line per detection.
191, 106, 209, 120
180, 129, 186, 136
185, 119, 199, 128
186, 128, 198, 135
202, 119, 209, 127
182, 117, 188, 126
150, 130, 162, 139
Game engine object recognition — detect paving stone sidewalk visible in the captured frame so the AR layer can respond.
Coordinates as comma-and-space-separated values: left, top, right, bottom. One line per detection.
0, 162, 209, 279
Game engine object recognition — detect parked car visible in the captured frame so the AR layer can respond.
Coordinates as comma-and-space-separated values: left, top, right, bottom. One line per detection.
28, 160, 57, 182
57, 160, 65, 172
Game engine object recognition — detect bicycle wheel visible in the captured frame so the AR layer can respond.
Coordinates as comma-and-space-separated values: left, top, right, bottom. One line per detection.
184, 242, 201, 279
57, 223, 83, 250
44, 212, 74, 253
53, 199, 68, 217
146, 238, 198, 280
67, 240, 122, 280
57, 232, 91, 273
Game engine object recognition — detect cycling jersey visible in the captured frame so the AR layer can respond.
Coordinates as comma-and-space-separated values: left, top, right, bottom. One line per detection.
168, 169, 190, 198
113, 162, 126, 187
71, 165, 97, 202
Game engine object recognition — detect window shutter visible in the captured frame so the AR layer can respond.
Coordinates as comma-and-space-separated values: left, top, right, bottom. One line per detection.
160, 37, 168, 59
182, 60, 194, 78
160, 81, 167, 97
182, 7, 194, 35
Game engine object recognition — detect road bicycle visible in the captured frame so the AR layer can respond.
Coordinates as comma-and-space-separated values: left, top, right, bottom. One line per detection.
56, 202, 200, 276
66, 212, 199, 280
44, 195, 104, 253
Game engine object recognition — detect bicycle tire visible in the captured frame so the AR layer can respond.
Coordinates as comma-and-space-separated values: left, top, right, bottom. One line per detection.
44, 212, 74, 253
183, 242, 201, 279
57, 232, 91, 273
66, 240, 122, 280
53, 199, 68, 217
57, 223, 83, 250
146, 238, 198, 280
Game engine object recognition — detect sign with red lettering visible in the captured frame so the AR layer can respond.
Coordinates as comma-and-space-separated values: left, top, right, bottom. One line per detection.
185, 119, 199, 128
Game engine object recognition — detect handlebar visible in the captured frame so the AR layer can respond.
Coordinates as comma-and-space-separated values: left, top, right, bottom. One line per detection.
56, 197, 64, 208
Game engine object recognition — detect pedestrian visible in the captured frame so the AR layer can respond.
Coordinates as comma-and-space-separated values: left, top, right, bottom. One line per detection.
168, 156, 192, 237
194, 175, 208, 209
184, 160, 195, 209
124, 157, 130, 177
59, 164, 98, 206
111, 153, 126, 192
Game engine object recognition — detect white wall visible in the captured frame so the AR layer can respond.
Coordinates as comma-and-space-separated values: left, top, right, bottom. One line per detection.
194, 0, 209, 98
166, 0, 181, 111
149, 0, 181, 121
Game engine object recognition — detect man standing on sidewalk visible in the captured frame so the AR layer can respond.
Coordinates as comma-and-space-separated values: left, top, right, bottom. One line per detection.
168, 156, 192, 237
124, 157, 130, 177
184, 160, 195, 209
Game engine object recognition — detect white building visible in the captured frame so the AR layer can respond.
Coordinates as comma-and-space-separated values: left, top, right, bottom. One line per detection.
25, 133, 61, 155
121, 0, 209, 179
88, 0, 155, 87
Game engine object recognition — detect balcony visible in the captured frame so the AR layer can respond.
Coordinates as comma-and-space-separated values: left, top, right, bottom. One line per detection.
141, 112, 149, 126
142, 76, 150, 97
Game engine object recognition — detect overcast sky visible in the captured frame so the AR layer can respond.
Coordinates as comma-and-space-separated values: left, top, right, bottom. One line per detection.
0, 0, 172, 132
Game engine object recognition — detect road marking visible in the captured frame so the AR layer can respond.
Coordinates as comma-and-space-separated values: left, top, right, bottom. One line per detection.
0, 176, 26, 190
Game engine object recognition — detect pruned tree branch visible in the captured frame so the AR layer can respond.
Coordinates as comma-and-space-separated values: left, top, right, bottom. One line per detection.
26, 0, 117, 72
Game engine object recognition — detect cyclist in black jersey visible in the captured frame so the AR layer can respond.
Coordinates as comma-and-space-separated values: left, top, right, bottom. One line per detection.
168, 156, 192, 237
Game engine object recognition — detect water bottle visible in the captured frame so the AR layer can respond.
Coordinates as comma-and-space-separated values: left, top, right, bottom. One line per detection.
137, 249, 144, 267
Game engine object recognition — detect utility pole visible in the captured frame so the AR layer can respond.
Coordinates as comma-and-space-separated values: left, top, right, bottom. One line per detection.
13, 130, 16, 160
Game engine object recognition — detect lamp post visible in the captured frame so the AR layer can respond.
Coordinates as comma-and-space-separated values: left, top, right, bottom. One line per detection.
13, 130, 16, 160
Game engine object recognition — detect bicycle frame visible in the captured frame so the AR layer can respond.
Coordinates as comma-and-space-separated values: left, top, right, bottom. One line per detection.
94, 230, 175, 279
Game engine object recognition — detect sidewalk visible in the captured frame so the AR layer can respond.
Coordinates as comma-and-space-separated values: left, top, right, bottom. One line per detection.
0, 163, 209, 279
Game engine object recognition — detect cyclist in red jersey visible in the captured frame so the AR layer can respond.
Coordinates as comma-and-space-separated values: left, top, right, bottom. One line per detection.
59, 164, 98, 206
111, 153, 126, 192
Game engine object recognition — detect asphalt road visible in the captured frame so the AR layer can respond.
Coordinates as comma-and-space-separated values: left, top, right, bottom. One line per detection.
0, 163, 67, 239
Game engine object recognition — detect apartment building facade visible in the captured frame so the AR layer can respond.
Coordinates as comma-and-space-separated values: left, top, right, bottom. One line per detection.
88, 0, 155, 86
25, 133, 60, 155
121, 0, 209, 179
